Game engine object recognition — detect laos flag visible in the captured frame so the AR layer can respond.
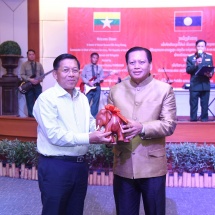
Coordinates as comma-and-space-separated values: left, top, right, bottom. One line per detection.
174, 11, 202, 32
93, 12, 121, 32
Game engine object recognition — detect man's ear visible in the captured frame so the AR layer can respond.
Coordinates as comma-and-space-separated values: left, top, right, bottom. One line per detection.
52, 70, 57, 80
150, 63, 153, 71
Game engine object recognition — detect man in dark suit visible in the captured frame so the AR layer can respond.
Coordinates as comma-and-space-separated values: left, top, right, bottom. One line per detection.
186, 39, 214, 122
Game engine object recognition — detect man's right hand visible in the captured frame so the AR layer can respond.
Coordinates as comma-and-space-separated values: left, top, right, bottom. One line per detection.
89, 131, 112, 144
195, 57, 202, 65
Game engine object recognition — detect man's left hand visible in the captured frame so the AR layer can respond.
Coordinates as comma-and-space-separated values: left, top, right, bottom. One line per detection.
204, 71, 213, 78
121, 120, 143, 141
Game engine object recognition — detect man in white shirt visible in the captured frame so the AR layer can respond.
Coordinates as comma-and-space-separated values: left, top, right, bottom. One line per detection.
33, 53, 111, 215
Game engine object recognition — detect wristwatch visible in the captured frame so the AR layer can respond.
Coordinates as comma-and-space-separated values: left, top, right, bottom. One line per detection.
139, 124, 145, 139
139, 132, 145, 140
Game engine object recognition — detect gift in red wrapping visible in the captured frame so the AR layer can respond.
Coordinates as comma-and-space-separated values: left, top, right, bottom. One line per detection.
96, 104, 128, 143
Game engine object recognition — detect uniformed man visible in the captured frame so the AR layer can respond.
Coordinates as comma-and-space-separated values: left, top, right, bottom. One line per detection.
186, 39, 214, 122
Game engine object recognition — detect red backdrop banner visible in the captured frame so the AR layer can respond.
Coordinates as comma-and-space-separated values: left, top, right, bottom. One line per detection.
68, 7, 215, 88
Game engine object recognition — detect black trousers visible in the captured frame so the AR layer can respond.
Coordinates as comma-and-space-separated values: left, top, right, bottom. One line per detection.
189, 90, 210, 121
38, 155, 89, 215
86, 85, 101, 118
113, 174, 166, 215
25, 84, 42, 117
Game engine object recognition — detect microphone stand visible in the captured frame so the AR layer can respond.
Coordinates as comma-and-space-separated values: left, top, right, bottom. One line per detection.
163, 67, 173, 85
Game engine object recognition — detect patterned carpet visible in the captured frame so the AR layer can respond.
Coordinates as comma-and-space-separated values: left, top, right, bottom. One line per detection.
0, 177, 215, 215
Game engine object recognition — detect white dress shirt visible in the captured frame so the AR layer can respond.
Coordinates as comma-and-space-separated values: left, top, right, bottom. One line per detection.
33, 83, 96, 156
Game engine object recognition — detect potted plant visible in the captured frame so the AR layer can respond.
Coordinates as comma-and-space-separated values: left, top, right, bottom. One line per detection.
0, 40, 22, 76
166, 142, 215, 188
86, 144, 113, 171
0, 139, 38, 178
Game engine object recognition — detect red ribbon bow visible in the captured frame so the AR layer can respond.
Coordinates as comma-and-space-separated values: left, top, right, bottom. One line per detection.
105, 104, 128, 124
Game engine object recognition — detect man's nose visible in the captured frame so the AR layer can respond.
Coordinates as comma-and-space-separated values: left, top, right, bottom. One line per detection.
134, 62, 141, 68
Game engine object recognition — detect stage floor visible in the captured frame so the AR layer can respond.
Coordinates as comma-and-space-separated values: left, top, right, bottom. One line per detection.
177, 116, 215, 122
167, 116, 215, 144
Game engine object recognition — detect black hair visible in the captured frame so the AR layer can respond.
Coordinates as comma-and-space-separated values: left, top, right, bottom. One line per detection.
196, 39, 207, 46
90, 52, 99, 58
125, 46, 152, 64
53, 53, 80, 70
27, 49, 35, 55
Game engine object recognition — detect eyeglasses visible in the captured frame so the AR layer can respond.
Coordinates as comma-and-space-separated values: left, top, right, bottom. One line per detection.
61, 67, 79, 74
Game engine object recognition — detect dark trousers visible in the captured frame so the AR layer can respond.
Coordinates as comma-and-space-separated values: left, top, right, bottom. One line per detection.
38, 155, 89, 215
113, 174, 166, 215
189, 90, 210, 121
86, 86, 101, 118
25, 84, 42, 117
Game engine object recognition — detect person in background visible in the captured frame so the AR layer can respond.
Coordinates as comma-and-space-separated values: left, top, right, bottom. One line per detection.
20, 49, 44, 117
108, 46, 177, 215
81, 52, 104, 118
33, 53, 111, 215
186, 39, 214, 122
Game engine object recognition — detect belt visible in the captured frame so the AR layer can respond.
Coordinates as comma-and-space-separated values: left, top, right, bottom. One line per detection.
94, 83, 100, 86
40, 154, 85, 162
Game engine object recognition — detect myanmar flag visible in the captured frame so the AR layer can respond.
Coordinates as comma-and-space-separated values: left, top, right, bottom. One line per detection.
93, 12, 121, 32
174, 11, 202, 32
